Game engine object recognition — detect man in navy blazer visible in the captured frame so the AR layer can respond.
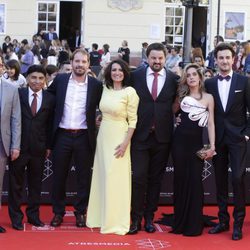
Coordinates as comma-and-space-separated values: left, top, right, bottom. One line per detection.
44, 27, 58, 41
48, 49, 102, 228
206, 43, 250, 240
128, 43, 178, 234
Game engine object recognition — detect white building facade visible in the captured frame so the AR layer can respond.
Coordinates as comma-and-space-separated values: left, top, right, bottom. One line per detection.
0, 0, 250, 59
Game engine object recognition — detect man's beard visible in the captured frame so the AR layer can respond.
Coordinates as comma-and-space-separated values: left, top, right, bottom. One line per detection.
73, 68, 85, 76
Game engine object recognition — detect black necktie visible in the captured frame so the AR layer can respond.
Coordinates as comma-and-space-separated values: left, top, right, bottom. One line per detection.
218, 75, 231, 81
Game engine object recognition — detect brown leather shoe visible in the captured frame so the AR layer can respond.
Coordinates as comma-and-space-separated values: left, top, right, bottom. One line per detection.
75, 214, 86, 228
50, 214, 63, 227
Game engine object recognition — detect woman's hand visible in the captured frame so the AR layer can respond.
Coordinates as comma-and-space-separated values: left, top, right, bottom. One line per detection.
204, 148, 216, 160
114, 142, 128, 158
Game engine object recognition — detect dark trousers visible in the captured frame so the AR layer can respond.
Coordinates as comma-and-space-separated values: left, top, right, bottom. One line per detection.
213, 134, 247, 228
52, 129, 93, 216
131, 132, 171, 222
8, 153, 45, 224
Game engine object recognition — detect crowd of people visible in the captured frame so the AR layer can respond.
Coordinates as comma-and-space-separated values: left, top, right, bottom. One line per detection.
0, 33, 249, 243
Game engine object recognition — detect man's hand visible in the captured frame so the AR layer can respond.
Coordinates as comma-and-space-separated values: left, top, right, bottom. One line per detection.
10, 149, 20, 161
175, 113, 181, 127
96, 114, 102, 128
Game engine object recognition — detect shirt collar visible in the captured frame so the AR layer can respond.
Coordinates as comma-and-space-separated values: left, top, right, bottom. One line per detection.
219, 70, 233, 78
70, 73, 88, 85
147, 67, 165, 77
29, 87, 42, 98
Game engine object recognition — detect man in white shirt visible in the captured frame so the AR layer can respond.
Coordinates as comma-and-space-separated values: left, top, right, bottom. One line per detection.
205, 43, 250, 241
48, 49, 102, 228
8, 65, 55, 231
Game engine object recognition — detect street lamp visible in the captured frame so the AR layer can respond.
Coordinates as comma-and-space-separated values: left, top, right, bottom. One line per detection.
181, 0, 200, 65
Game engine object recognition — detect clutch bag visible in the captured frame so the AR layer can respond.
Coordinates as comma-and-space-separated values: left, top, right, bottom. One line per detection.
196, 144, 211, 160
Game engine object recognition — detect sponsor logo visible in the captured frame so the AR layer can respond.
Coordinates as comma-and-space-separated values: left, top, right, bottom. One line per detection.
68, 242, 130, 246
42, 158, 53, 181
202, 160, 212, 181
165, 166, 174, 172
136, 239, 171, 249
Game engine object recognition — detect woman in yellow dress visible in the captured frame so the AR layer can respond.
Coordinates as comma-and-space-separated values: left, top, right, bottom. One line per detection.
86, 59, 139, 235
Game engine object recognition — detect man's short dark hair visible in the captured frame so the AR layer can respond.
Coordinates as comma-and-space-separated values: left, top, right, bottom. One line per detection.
214, 42, 235, 59
92, 43, 98, 50
27, 65, 47, 77
21, 39, 28, 45
146, 43, 166, 57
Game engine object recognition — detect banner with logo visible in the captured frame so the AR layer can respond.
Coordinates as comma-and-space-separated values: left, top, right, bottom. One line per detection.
2, 143, 250, 204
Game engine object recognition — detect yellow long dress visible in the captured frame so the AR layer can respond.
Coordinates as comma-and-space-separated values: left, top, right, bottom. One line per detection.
86, 86, 139, 235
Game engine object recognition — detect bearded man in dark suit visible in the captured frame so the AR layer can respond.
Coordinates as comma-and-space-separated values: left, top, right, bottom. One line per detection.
128, 43, 179, 234
48, 49, 102, 228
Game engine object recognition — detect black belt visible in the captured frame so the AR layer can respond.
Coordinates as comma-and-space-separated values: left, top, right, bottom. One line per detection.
59, 128, 87, 133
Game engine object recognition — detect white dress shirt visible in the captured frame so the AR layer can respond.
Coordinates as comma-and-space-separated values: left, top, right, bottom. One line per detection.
146, 67, 166, 97
218, 71, 233, 111
29, 88, 42, 113
59, 74, 88, 129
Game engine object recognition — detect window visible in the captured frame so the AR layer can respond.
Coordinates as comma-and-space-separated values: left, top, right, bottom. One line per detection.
37, 2, 58, 32
165, 4, 185, 47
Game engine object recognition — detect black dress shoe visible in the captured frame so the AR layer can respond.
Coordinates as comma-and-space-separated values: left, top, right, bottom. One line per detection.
127, 221, 141, 235
50, 214, 63, 227
12, 222, 24, 231
144, 220, 156, 233
232, 227, 242, 240
28, 218, 45, 227
208, 223, 229, 234
0, 225, 6, 233
75, 214, 86, 228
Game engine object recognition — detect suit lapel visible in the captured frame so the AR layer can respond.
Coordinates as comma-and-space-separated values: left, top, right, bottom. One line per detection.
36, 89, 45, 115
143, 66, 156, 100
225, 73, 237, 112
214, 76, 225, 112
157, 68, 170, 99
86, 76, 93, 110
22, 88, 33, 116
1, 80, 6, 116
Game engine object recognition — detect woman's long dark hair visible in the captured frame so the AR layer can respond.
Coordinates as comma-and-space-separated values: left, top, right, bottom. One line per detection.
104, 59, 130, 89
5, 59, 20, 80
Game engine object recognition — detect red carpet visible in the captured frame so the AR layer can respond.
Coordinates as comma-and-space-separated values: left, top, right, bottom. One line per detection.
1, 205, 250, 250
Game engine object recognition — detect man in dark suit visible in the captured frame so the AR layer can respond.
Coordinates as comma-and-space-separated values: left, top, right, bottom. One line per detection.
128, 43, 178, 234
68, 29, 81, 52
206, 43, 250, 240
44, 27, 58, 41
8, 65, 55, 230
48, 49, 102, 228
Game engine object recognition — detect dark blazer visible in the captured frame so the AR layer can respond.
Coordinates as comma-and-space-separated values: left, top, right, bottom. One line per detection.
44, 32, 58, 41
47, 73, 103, 151
18, 88, 55, 156
205, 73, 250, 144
130, 66, 178, 143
